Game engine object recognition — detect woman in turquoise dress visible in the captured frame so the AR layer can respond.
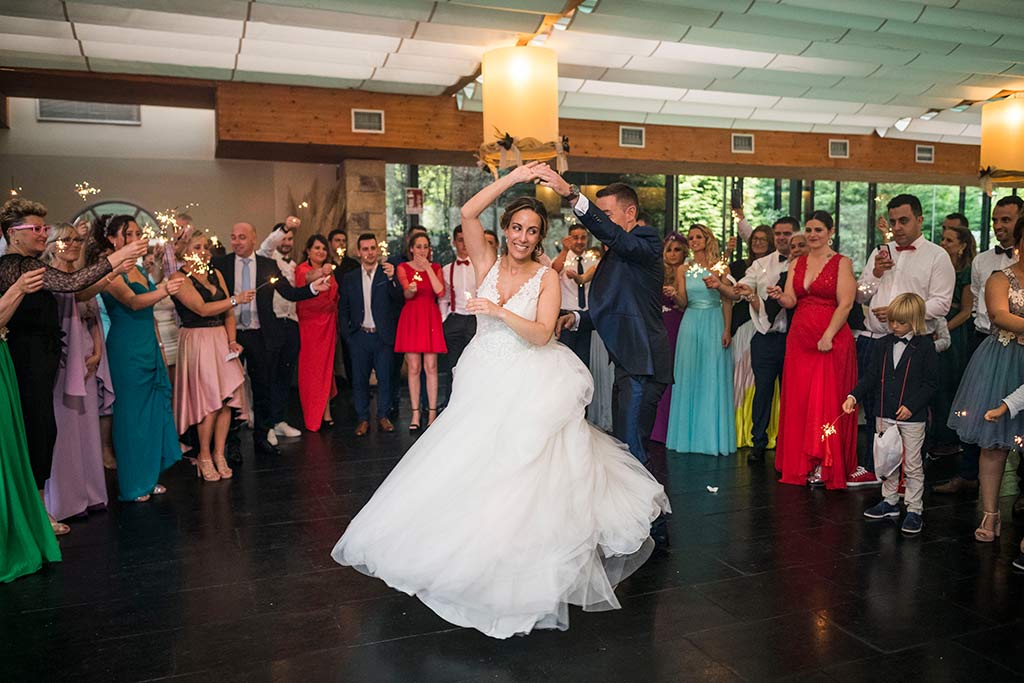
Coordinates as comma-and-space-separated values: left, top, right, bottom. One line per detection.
665, 224, 736, 456
95, 215, 183, 501
0, 267, 62, 582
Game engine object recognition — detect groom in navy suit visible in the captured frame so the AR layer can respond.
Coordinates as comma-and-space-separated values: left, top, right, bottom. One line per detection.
539, 171, 672, 466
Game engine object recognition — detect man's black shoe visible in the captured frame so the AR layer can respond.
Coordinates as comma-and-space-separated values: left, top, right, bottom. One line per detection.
254, 437, 281, 456
748, 447, 765, 463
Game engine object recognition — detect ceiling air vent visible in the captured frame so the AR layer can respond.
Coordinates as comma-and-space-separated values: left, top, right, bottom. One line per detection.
828, 139, 849, 159
915, 144, 934, 164
352, 109, 385, 134
37, 99, 140, 125
731, 133, 754, 154
619, 125, 645, 148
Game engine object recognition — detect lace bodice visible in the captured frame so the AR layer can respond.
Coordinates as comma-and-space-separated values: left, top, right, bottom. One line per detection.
472, 257, 548, 358
996, 266, 1024, 347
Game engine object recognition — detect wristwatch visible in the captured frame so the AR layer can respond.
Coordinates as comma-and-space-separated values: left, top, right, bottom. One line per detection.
230, 296, 237, 306
566, 183, 580, 203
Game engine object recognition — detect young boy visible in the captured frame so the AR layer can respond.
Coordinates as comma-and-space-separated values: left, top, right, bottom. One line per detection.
984, 388, 1024, 570
843, 293, 938, 534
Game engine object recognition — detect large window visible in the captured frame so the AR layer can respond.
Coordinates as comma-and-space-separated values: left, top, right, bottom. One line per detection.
678, 175, 725, 240
877, 183, 961, 242
839, 182, 869, 271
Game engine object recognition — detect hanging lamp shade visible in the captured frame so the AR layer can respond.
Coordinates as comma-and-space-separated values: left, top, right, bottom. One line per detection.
980, 93, 1024, 193
478, 46, 567, 178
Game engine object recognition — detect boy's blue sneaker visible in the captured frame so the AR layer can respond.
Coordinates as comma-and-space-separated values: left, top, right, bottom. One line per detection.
900, 512, 923, 534
863, 500, 900, 519
1012, 554, 1024, 572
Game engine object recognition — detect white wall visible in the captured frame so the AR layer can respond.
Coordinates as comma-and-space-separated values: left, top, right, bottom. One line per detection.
0, 98, 336, 238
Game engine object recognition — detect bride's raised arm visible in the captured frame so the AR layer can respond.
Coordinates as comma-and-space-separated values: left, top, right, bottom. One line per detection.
460, 162, 540, 283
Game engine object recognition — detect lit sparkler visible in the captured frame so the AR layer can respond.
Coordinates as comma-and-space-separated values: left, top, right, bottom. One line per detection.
298, 201, 309, 209
182, 252, 210, 275
9, 186, 21, 197
336, 247, 346, 260
412, 272, 423, 283
55, 239, 68, 253
378, 240, 389, 260
820, 414, 842, 442
953, 409, 968, 418
75, 181, 101, 201
710, 259, 730, 277
255, 276, 280, 291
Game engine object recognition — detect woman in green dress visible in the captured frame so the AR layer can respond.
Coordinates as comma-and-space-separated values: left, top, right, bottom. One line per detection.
0, 267, 62, 582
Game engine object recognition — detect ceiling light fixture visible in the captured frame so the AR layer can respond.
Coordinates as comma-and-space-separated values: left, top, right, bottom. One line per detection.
875, 127, 888, 138
980, 92, 1024, 193
894, 117, 912, 132
920, 109, 940, 120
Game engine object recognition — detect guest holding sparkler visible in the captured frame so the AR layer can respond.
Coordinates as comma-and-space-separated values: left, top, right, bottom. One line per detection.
42, 224, 113, 522
395, 233, 446, 432
650, 232, 688, 444
295, 234, 341, 431
770, 211, 857, 489
94, 214, 183, 501
169, 233, 250, 481
0, 201, 142, 535
665, 224, 736, 456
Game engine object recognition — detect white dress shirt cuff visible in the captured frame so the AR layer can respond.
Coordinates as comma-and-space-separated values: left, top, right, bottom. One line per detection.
570, 310, 581, 331
572, 194, 590, 216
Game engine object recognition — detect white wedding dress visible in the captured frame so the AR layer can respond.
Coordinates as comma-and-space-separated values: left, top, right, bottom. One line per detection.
331, 257, 670, 639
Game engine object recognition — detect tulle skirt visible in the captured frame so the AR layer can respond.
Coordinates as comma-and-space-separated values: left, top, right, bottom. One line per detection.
332, 337, 669, 639
948, 335, 1024, 449
173, 326, 248, 434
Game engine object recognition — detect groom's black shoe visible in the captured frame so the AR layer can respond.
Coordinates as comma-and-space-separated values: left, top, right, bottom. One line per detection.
748, 447, 765, 463
255, 436, 281, 456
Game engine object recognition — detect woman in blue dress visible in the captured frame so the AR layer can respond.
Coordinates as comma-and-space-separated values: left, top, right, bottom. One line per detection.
665, 224, 736, 456
94, 215, 183, 501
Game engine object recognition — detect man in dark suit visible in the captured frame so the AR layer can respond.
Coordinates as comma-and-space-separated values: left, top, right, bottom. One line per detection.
538, 173, 672, 466
213, 222, 327, 456
339, 233, 404, 436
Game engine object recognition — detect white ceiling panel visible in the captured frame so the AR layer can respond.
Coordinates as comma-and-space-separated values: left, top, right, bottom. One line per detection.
566, 10, 689, 42
645, 113, 737, 129
731, 68, 843, 88
682, 26, 811, 57
430, 3, 543, 33
561, 92, 666, 114
747, 2, 884, 31
773, 97, 865, 114
653, 42, 776, 69
714, 11, 848, 42
624, 57, 743, 79
370, 67, 462, 86
449, 0, 565, 13
550, 45, 631, 70
383, 52, 477, 75
810, 124, 876, 135
904, 119, 971, 136
920, 5, 1024, 34
682, 90, 780, 108
558, 77, 584, 93
558, 64, 613, 81
66, 3, 244, 37
779, 0, 924, 22
361, 80, 447, 96
858, 104, 932, 118
751, 108, 836, 124
558, 106, 647, 124
734, 119, 815, 133
84, 41, 236, 69
802, 87, 899, 105
410, 22, 518, 46
911, 52, 1015, 75
0, 0, 66, 22
245, 22, 401, 51
235, 53, 374, 80
885, 130, 945, 143
579, 80, 687, 102
801, 42, 918, 67
75, 23, 240, 53
599, 68, 714, 91
939, 134, 983, 145
396, 39, 489, 61
591, 0, 720, 28
660, 101, 756, 120
248, 3, 415, 38
241, 39, 387, 67
0, 32, 80, 56
705, 79, 811, 99
963, 123, 983, 137
921, 83, 1005, 101
831, 113, 913, 128
767, 54, 881, 77
546, 29, 658, 58
0, 15, 74, 38
877, 18, 1001, 48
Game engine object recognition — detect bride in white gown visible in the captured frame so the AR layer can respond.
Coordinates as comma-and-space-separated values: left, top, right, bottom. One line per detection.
332, 163, 670, 639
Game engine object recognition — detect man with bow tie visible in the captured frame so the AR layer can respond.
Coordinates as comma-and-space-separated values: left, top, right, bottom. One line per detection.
730, 217, 799, 463
552, 225, 599, 366
438, 226, 477, 408
855, 194, 954, 485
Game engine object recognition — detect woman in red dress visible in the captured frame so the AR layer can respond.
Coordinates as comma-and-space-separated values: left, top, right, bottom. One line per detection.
295, 235, 339, 431
769, 211, 857, 489
395, 233, 447, 432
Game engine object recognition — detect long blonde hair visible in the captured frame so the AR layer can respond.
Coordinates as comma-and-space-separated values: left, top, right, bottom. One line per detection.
687, 223, 720, 262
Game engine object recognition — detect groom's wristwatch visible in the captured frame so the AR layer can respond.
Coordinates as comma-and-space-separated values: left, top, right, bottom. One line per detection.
565, 183, 580, 203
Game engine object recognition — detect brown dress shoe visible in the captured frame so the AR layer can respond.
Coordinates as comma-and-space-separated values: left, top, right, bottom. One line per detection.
354, 421, 369, 437
932, 476, 979, 494
378, 417, 395, 433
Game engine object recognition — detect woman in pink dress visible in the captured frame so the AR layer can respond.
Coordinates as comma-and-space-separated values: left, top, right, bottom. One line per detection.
395, 234, 447, 432
295, 234, 340, 431
769, 211, 858, 489
651, 233, 688, 443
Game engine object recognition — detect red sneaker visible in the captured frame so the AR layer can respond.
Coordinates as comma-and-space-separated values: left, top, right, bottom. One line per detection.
847, 466, 881, 488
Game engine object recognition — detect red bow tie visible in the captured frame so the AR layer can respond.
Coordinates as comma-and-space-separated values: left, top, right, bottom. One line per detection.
455, 260, 470, 266
895, 245, 916, 252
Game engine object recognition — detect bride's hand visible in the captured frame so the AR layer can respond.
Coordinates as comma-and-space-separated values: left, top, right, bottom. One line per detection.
507, 161, 542, 185
466, 296, 502, 318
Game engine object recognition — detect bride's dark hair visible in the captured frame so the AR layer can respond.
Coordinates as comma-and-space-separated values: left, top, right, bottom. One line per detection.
499, 197, 548, 262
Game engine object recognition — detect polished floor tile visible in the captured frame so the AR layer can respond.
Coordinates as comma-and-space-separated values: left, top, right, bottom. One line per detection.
2, 393, 1023, 681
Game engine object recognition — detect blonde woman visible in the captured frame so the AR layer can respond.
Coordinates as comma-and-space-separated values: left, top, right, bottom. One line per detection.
665, 224, 736, 456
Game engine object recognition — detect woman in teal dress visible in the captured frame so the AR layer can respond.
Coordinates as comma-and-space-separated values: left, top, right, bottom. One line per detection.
0, 267, 61, 582
666, 224, 736, 456
95, 215, 183, 501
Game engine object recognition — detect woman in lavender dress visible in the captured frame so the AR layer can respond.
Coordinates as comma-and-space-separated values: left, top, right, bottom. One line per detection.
42, 225, 113, 520
650, 233, 688, 443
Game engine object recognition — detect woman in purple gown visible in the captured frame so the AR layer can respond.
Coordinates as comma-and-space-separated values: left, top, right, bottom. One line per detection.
651, 233, 688, 443
42, 224, 112, 521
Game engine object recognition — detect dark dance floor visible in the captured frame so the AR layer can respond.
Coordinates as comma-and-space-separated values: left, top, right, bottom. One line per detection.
4, 394, 1024, 682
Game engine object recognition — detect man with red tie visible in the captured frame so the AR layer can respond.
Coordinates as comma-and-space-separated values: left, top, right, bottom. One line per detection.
854, 193, 955, 486
438, 225, 477, 409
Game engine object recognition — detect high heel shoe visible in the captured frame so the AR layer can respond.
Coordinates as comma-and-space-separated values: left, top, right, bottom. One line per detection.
196, 457, 221, 482
975, 510, 1001, 542
213, 453, 233, 479
321, 418, 335, 430
427, 407, 438, 427
409, 408, 421, 434
48, 515, 70, 536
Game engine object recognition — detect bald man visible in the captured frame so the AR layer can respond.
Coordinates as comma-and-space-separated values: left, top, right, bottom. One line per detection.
212, 222, 328, 457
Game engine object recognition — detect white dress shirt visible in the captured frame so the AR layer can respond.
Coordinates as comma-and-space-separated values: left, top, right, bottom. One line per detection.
739, 252, 790, 335
892, 332, 914, 367
361, 264, 378, 330
857, 235, 955, 337
1002, 383, 1024, 419
559, 249, 599, 312
972, 246, 1017, 334
257, 230, 298, 323
233, 254, 260, 330
438, 257, 476, 321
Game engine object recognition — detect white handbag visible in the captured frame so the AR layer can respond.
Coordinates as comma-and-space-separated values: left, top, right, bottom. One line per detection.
871, 349, 912, 481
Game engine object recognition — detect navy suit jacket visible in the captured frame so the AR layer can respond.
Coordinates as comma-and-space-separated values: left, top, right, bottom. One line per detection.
576, 203, 673, 384
851, 334, 938, 422
338, 264, 404, 346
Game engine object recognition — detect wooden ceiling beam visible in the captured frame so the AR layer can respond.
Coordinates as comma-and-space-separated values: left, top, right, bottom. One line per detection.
0, 67, 217, 109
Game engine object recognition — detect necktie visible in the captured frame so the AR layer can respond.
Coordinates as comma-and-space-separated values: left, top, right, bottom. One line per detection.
995, 245, 1013, 256
577, 255, 586, 309
895, 245, 916, 252
765, 271, 787, 324
240, 258, 252, 328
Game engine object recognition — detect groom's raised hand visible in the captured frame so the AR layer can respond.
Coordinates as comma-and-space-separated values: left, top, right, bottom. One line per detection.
534, 165, 571, 198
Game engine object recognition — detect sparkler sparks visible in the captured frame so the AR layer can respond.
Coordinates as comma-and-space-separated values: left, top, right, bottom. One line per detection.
412, 272, 423, 282
820, 414, 842, 442
9, 186, 21, 197
55, 239, 68, 253
74, 181, 101, 201
710, 259, 729, 277
182, 252, 210, 275
298, 201, 309, 209
336, 247, 346, 259
255, 276, 280, 291
378, 240, 389, 260
954, 410, 968, 418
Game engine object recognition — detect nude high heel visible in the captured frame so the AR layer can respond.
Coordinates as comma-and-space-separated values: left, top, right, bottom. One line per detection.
196, 457, 221, 482
975, 511, 1001, 542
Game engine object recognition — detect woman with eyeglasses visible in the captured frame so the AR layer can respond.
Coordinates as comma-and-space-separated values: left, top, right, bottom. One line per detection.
0, 198, 144, 537
40, 224, 113, 523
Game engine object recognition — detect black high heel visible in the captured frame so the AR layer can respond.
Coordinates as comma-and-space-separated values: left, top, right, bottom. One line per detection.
409, 408, 421, 434
427, 407, 438, 427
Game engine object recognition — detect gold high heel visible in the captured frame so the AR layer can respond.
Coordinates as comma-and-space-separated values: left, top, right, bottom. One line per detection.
213, 453, 233, 479
196, 457, 221, 482
975, 511, 1001, 542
